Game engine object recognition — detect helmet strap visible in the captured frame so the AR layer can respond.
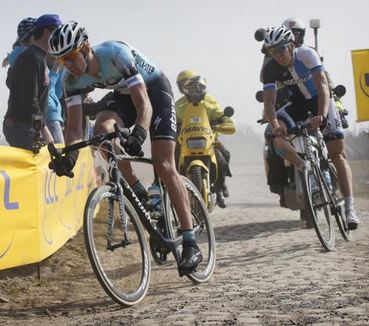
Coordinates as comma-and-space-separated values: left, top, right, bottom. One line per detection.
80, 44, 91, 74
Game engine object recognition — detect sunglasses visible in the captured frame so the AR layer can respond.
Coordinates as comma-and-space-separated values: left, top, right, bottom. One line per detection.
58, 47, 81, 65
267, 43, 289, 57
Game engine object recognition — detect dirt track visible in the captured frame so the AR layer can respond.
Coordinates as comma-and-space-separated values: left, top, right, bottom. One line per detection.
0, 160, 369, 325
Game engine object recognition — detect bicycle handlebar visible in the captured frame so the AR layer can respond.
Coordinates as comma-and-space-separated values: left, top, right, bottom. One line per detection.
49, 125, 130, 157
48, 124, 131, 178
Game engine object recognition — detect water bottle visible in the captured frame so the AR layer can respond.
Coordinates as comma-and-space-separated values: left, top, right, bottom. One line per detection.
147, 183, 162, 217
322, 170, 332, 192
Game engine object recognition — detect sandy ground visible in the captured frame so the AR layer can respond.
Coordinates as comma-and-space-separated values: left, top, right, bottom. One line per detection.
0, 157, 368, 325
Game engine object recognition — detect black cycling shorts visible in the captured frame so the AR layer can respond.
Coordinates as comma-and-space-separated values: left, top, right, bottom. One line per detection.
277, 96, 344, 142
106, 73, 177, 141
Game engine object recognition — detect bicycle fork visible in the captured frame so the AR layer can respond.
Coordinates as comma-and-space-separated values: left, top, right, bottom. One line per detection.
106, 181, 131, 251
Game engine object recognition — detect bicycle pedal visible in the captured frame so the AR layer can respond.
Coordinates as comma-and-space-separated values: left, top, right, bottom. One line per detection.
178, 266, 197, 278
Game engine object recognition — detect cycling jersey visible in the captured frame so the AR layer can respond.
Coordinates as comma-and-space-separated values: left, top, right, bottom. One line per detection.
263, 46, 324, 100
262, 46, 343, 141
63, 41, 176, 141
64, 41, 161, 95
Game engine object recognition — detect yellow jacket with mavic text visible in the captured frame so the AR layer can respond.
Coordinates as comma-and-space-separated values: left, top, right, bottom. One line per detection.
175, 93, 235, 135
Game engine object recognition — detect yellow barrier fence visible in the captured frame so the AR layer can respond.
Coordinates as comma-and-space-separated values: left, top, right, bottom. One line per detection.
0, 146, 95, 270
351, 49, 369, 122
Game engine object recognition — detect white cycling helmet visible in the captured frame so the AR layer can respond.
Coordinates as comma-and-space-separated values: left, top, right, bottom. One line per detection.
263, 26, 295, 49
282, 17, 306, 46
48, 21, 88, 57
282, 17, 306, 31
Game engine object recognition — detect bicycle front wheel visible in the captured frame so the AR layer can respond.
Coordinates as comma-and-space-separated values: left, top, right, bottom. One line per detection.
84, 185, 151, 306
301, 164, 335, 251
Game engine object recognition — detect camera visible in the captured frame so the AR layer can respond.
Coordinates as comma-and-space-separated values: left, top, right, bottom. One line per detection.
309, 19, 321, 29
32, 113, 44, 132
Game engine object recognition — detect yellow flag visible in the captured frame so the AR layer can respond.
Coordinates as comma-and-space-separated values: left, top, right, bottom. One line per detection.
351, 49, 369, 122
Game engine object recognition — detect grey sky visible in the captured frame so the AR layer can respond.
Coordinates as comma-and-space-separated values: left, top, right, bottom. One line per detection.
1, 0, 368, 136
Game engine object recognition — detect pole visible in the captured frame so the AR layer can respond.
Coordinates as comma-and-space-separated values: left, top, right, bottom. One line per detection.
313, 27, 319, 53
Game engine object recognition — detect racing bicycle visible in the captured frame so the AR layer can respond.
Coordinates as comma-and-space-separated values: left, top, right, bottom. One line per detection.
48, 124, 216, 306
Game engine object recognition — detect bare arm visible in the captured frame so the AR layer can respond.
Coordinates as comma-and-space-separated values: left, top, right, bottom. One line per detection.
64, 104, 84, 145
130, 82, 153, 131
310, 70, 329, 129
263, 88, 278, 126
263, 87, 287, 137
312, 70, 329, 117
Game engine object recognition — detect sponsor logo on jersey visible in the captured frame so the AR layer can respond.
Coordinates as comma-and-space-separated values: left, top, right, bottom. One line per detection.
282, 74, 311, 86
170, 98, 177, 132
131, 50, 155, 75
153, 116, 162, 131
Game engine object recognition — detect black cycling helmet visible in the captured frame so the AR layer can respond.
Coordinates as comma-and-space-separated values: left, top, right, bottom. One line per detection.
17, 17, 37, 43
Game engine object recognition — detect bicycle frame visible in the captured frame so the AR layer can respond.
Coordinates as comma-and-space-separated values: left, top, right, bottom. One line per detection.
117, 156, 183, 262
48, 129, 184, 264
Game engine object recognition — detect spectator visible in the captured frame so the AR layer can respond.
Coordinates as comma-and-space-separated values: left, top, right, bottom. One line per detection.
2, 17, 36, 88
45, 55, 65, 144
3, 14, 62, 150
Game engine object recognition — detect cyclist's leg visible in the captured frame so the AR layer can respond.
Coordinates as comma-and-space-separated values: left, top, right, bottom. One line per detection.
272, 121, 305, 170
149, 74, 202, 270
325, 100, 359, 228
152, 140, 202, 268
273, 105, 305, 170
152, 140, 192, 229
94, 109, 147, 201
326, 140, 351, 196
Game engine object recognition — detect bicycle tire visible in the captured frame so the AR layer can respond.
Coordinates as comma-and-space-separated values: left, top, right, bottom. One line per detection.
84, 185, 151, 306
328, 162, 351, 241
188, 166, 206, 205
166, 176, 216, 283
301, 164, 335, 251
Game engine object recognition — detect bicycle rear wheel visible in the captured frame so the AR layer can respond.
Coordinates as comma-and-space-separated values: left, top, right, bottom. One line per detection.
84, 185, 151, 306
301, 163, 335, 251
328, 162, 351, 241
165, 176, 216, 283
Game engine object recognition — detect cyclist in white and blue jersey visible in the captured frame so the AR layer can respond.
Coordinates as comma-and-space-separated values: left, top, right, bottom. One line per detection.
262, 25, 359, 229
47, 21, 203, 271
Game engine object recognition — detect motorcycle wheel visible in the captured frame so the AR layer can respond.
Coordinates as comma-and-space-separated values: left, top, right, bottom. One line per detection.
188, 166, 207, 204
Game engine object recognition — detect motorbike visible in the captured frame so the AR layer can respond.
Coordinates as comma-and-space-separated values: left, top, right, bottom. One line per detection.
177, 105, 234, 212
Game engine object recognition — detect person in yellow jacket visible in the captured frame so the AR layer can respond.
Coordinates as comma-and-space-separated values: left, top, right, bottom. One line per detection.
175, 73, 235, 207
176, 70, 221, 112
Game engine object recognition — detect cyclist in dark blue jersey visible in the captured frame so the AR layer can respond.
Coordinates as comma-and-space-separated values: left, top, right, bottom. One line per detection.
261, 26, 359, 229
48, 21, 203, 271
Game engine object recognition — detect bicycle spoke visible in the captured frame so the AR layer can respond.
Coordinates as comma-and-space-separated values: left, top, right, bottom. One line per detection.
84, 186, 150, 306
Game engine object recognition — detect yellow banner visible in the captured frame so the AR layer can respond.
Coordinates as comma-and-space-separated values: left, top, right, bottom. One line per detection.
351, 49, 369, 122
0, 146, 95, 270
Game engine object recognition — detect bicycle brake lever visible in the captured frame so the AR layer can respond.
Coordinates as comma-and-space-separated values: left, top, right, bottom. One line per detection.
47, 142, 63, 158
65, 171, 74, 178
